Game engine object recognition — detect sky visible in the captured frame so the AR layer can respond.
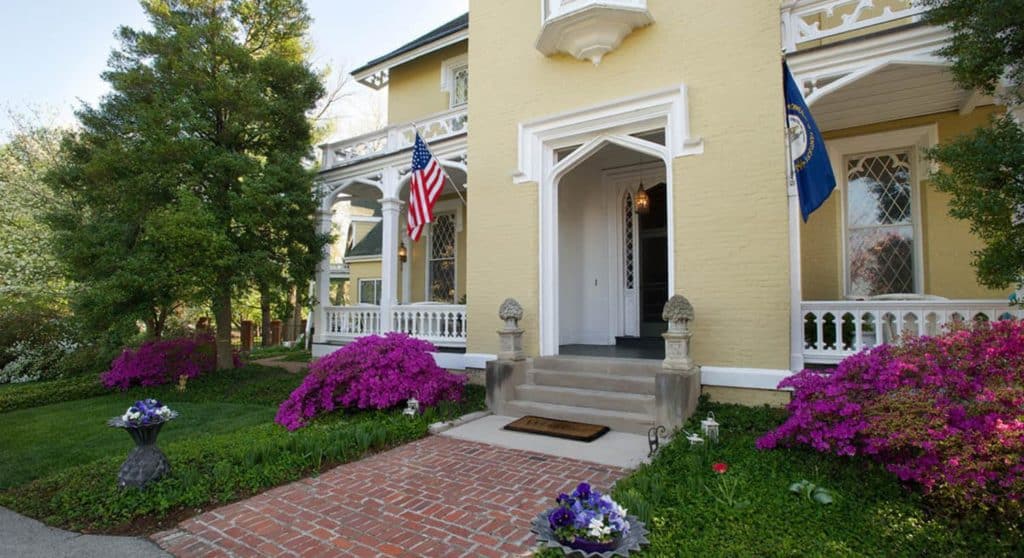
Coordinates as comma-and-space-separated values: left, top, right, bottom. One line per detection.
0, 0, 468, 141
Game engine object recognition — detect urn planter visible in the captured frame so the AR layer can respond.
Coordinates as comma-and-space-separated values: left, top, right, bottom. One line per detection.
108, 400, 177, 489
531, 512, 648, 557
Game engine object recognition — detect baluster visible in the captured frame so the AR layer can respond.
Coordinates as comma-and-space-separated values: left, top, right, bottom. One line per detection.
853, 313, 863, 352
832, 314, 842, 353
814, 312, 825, 352
874, 312, 884, 346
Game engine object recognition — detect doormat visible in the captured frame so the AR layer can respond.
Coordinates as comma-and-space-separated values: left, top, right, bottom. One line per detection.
503, 416, 610, 442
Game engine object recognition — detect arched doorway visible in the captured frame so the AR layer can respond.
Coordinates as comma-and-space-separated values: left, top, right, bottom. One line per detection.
554, 139, 670, 357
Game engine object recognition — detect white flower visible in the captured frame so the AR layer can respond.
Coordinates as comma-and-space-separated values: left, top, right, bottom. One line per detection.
587, 517, 612, 539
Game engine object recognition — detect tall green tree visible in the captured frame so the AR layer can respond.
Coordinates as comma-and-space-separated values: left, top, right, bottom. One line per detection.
47, 0, 326, 365
921, 0, 1024, 295
0, 109, 68, 308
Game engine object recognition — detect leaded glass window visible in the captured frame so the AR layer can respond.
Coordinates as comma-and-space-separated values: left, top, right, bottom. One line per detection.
451, 66, 468, 107
624, 194, 635, 289
428, 213, 457, 303
845, 150, 916, 297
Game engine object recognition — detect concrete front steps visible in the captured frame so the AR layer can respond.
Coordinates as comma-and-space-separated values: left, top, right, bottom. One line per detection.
503, 356, 660, 435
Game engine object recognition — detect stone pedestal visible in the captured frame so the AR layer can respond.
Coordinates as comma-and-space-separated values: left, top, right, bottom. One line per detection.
657, 295, 700, 431
486, 359, 530, 415
487, 298, 528, 413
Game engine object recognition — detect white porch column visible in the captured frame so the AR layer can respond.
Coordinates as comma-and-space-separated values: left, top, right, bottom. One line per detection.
313, 208, 333, 343
380, 194, 402, 333
787, 140, 805, 372
401, 237, 412, 304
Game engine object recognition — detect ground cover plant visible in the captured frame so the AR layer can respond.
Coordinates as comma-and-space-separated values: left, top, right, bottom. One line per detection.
248, 344, 311, 362
276, 333, 466, 430
0, 360, 484, 534
590, 400, 1021, 557
758, 320, 1024, 519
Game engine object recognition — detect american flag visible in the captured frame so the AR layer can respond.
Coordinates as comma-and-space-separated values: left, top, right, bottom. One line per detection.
407, 133, 447, 241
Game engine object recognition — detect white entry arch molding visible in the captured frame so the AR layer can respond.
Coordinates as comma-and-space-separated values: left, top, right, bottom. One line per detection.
514, 85, 704, 355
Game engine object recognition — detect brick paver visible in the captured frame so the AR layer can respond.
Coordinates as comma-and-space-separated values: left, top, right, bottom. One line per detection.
152, 436, 628, 557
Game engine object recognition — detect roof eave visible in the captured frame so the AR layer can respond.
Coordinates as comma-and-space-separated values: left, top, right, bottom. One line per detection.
352, 28, 469, 90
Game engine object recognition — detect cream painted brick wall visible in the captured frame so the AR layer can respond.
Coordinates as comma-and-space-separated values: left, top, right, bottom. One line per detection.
465, 1, 791, 370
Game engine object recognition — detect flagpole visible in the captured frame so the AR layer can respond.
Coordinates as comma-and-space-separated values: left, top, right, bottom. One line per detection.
410, 123, 468, 207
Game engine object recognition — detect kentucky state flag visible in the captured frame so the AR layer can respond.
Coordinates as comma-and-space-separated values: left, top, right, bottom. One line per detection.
784, 62, 836, 222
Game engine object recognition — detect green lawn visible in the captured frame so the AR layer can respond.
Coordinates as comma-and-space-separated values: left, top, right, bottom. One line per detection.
0, 364, 485, 533
595, 400, 1022, 557
0, 398, 273, 489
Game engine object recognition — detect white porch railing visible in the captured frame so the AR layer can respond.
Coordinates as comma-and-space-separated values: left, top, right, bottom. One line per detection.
323, 305, 382, 341
320, 304, 467, 348
802, 299, 1023, 364
392, 304, 468, 348
320, 107, 468, 169
782, 0, 927, 52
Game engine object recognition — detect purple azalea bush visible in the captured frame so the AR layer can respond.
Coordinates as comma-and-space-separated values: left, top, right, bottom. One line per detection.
758, 320, 1024, 516
101, 334, 237, 390
274, 333, 465, 431
548, 482, 630, 545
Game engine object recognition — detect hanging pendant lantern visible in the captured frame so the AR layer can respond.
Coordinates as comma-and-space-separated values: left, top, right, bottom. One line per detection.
634, 182, 650, 215
701, 412, 720, 443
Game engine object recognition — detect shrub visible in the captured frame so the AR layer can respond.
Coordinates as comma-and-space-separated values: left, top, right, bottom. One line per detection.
0, 303, 80, 384
100, 334, 239, 390
275, 333, 466, 430
758, 320, 1024, 518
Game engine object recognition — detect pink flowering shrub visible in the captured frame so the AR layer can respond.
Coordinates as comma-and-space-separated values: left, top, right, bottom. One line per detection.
101, 334, 238, 390
275, 333, 466, 431
758, 320, 1024, 517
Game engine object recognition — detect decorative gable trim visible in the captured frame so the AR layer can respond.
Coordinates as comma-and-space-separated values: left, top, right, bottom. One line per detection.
513, 85, 702, 185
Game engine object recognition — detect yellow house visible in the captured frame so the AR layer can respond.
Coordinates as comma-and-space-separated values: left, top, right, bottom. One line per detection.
310, 1, 1021, 432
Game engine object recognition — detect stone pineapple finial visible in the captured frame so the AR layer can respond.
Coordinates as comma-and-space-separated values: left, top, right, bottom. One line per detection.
662, 295, 694, 332
499, 298, 524, 329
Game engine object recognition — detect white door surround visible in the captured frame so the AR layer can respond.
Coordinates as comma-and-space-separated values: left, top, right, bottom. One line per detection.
514, 86, 703, 356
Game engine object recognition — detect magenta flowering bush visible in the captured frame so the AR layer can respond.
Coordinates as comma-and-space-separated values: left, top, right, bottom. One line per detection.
758, 320, 1024, 516
100, 334, 237, 390
274, 333, 466, 431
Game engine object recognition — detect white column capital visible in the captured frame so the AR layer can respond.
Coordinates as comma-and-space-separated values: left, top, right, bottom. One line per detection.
380, 197, 404, 213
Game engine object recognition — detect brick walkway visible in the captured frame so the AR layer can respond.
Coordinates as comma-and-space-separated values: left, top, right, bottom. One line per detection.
153, 436, 628, 557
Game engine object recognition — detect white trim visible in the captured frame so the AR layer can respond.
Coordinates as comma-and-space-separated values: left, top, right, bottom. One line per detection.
440, 54, 469, 108
353, 29, 468, 90
701, 366, 794, 391
350, 216, 382, 224
432, 352, 495, 370
514, 84, 703, 185
344, 255, 383, 263
827, 125, 937, 297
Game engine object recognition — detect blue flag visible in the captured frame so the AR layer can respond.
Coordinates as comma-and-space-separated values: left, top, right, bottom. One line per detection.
784, 62, 836, 222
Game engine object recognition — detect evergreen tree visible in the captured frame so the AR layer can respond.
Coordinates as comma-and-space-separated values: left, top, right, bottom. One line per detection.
47, 0, 326, 365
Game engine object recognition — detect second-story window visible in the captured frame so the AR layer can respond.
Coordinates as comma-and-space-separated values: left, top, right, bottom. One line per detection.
451, 65, 468, 107
441, 55, 469, 108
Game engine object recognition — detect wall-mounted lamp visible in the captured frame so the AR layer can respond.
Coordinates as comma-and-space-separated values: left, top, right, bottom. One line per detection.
398, 244, 408, 263
635, 182, 650, 215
